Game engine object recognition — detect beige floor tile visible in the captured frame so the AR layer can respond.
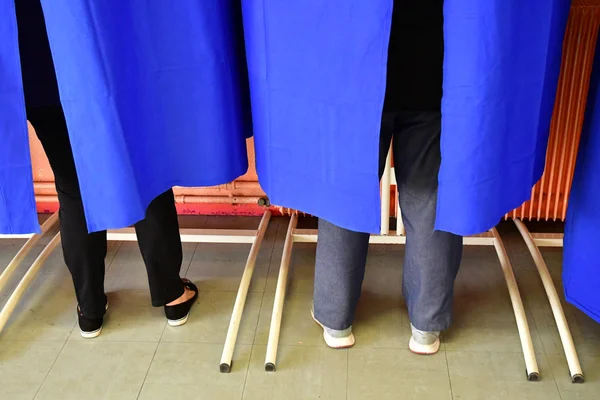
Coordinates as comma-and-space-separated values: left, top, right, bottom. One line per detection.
0, 243, 72, 295
243, 345, 347, 400
188, 221, 275, 293
447, 351, 560, 400
0, 288, 76, 342
548, 354, 600, 400
161, 290, 262, 344
139, 342, 250, 400
192, 233, 274, 265
254, 291, 324, 347
446, 247, 544, 353
186, 259, 268, 292
265, 243, 316, 294
522, 248, 600, 358
0, 341, 64, 400
0, 244, 30, 270
352, 291, 411, 349
347, 347, 451, 400
361, 251, 404, 297
36, 341, 157, 400
0, 238, 29, 248
0, 241, 123, 342
68, 290, 166, 342
104, 242, 197, 292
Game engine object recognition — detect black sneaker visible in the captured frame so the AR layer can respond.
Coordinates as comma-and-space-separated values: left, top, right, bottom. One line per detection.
78, 303, 108, 339
164, 279, 198, 327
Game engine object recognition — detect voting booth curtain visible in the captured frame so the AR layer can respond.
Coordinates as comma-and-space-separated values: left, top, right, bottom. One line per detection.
1, 0, 571, 238
246, 0, 571, 236
1, 0, 251, 234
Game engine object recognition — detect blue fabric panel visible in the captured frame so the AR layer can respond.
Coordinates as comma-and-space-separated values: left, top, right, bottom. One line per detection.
247, 0, 570, 235
563, 35, 600, 324
437, 0, 571, 235
38, 0, 251, 232
0, 0, 39, 234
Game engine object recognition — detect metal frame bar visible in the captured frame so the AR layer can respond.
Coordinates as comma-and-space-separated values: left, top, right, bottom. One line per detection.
0, 213, 59, 295
0, 233, 62, 335
219, 211, 271, 373
265, 213, 298, 372
0, 213, 61, 335
491, 227, 540, 381
513, 219, 583, 383
264, 148, 546, 381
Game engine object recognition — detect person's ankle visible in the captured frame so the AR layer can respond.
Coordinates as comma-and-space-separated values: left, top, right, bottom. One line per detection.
166, 287, 195, 306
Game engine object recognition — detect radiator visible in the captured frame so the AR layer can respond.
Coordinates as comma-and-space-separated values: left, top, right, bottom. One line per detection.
508, 1, 600, 221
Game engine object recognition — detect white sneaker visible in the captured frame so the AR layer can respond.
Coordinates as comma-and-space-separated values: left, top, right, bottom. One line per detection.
311, 309, 355, 349
409, 324, 440, 355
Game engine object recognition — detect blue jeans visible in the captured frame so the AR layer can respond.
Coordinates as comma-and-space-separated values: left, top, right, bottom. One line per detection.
313, 110, 463, 332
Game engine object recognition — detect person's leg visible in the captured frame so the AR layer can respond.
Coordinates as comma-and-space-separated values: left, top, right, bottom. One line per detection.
312, 114, 396, 347
27, 106, 108, 334
313, 218, 370, 329
134, 189, 197, 325
392, 110, 463, 351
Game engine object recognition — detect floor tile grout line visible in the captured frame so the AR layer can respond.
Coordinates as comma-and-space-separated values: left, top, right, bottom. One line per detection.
546, 353, 566, 400
32, 337, 69, 400
444, 347, 455, 400
182, 242, 200, 279
241, 340, 259, 400
135, 339, 162, 400
345, 349, 349, 400
104, 241, 124, 275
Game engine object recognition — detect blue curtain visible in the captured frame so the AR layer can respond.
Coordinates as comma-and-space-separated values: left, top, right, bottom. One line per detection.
563, 37, 600, 324
436, 0, 570, 235
247, 0, 571, 235
0, 1, 39, 234
34, 0, 251, 233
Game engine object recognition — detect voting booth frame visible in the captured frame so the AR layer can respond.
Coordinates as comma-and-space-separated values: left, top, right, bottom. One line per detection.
262, 149, 583, 383
0, 147, 583, 382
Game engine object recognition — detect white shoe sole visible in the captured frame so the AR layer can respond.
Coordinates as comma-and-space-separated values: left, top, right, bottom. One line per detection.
311, 310, 355, 349
167, 313, 190, 327
80, 303, 109, 339
81, 327, 102, 339
409, 336, 440, 355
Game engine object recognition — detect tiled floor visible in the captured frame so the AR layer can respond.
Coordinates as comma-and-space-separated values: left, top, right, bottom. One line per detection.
0, 216, 599, 400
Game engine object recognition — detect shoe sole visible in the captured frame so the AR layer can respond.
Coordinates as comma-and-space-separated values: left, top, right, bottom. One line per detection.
167, 313, 190, 327
81, 327, 102, 339
409, 336, 440, 355
311, 310, 355, 349
80, 303, 109, 339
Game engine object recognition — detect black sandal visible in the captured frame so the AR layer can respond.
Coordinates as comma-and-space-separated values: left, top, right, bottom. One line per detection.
164, 279, 198, 326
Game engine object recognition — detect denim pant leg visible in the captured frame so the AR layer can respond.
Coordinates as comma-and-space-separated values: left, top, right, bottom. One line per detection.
313, 219, 370, 330
313, 115, 396, 330
393, 110, 463, 331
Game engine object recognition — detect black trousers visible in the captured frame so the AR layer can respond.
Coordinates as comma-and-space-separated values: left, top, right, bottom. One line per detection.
27, 105, 185, 319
